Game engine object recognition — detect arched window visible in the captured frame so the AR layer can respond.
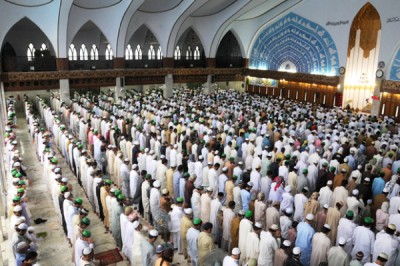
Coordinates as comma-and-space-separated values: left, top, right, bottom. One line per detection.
194, 46, 201, 60
157, 46, 163, 60
135, 45, 142, 60
105, 44, 113, 60
186, 46, 193, 60
68, 44, 77, 61
40, 43, 48, 53
174, 46, 181, 60
27, 43, 35, 61
79, 44, 88, 60
148, 45, 155, 60
90, 44, 99, 60
125, 44, 133, 60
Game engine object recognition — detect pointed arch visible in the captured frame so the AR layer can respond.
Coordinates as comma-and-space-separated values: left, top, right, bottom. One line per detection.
126, 24, 161, 60
1, 17, 55, 57
70, 20, 111, 58
216, 30, 243, 67
249, 12, 339, 74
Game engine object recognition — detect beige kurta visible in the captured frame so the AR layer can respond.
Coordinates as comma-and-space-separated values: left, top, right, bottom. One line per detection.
265, 207, 280, 230
254, 200, 266, 225
166, 168, 174, 198
310, 232, 331, 266
274, 249, 289, 266
239, 219, 253, 261
225, 180, 235, 204
326, 207, 341, 243
200, 194, 212, 222
197, 232, 215, 266
100, 187, 110, 227
180, 216, 193, 258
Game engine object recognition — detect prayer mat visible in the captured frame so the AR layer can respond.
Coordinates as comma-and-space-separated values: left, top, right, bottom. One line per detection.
94, 248, 124, 265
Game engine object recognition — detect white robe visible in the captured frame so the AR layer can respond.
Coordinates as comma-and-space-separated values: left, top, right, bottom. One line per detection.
336, 218, 356, 253
258, 231, 278, 266
187, 227, 200, 265
238, 219, 253, 261
372, 231, 399, 266
210, 198, 222, 240
351, 226, 375, 264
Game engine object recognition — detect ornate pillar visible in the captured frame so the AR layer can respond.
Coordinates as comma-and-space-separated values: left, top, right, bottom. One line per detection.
164, 74, 173, 98
204, 74, 215, 94
59, 79, 71, 104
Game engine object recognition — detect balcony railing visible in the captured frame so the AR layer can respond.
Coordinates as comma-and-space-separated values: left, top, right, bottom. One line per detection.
216, 56, 243, 68
125, 59, 162, 69
174, 58, 206, 68
69, 56, 114, 70
2, 56, 57, 72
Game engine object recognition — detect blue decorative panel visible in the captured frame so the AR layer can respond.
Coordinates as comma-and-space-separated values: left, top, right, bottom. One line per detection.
249, 12, 339, 75
389, 48, 400, 81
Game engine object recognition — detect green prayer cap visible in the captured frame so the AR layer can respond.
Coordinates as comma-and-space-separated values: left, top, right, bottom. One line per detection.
81, 217, 90, 225
75, 198, 83, 205
364, 217, 374, 224
51, 158, 58, 163
117, 194, 125, 200
184, 172, 190, 178
346, 210, 354, 218
60, 186, 68, 192
18, 180, 25, 185
16, 172, 22, 178
229, 157, 235, 161
232, 175, 238, 180
176, 197, 184, 203
11, 169, 17, 174
193, 218, 202, 225
397, 167, 400, 173
114, 189, 121, 196
285, 154, 291, 159
78, 144, 83, 149
221, 153, 226, 158
17, 188, 24, 193
82, 230, 91, 237
105, 179, 112, 185
245, 210, 253, 218
145, 174, 152, 179
302, 169, 308, 174
13, 196, 21, 202
322, 162, 328, 167
330, 166, 336, 172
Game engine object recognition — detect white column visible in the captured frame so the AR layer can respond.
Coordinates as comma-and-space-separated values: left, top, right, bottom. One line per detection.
0, 83, 7, 120
164, 74, 173, 98
115, 77, 126, 102
59, 79, 71, 105
204, 74, 215, 94
371, 78, 382, 116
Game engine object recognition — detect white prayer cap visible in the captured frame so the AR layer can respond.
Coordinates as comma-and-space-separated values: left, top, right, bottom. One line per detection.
206, 187, 213, 192
13, 205, 22, 212
344, 158, 348, 163
64, 192, 71, 198
378, 252, 389, 260
284, 186, 291, 193
160, 155, 165, 159
306, 213, 314, 221
364, 177, 371, 182
238, 161, 243, 165
338, 237, 346, 245
18, 223, 28, 230
161, 188, 168, 195
149, 230, 158, 237
232, 248, 241, 255
323, 224, 331, 230
54, 168, 61, 173
222, 167, 228, 172
124, 158, 130, 162
207, 161, 213, 165
383, 187, 389, 193
285, 208, 293, 214
323, 204, 329, 209
54, 174, 62, 179
357, 165, 362, 170
110, 188, 116, 193
214, 150, 219, 155
144, 148, 149, 153
367, 199, 373, 204
269, 224, 279, 231
132, 221, 140, 229
388, 223, 396, 231
14, 162, 20, 167
132, 164, 138, 170
61, 177, 68, 183
254, 222, 263, 229
173, 144, 178, 148
184, 208, 193, 215
27, 226, 35, 232
352, 189, 359, 196
17, 241, 28, 250
149, 150, 155, 155
293, 247, 301, 255
82, 247, 93, 256
198, 155, 203, 160
153, 180, 161, 188
283, 240, 291, 247
134, 141, 139, 145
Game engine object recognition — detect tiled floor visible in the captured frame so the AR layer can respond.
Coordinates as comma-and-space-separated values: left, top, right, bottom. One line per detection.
1, 115, 129, 266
